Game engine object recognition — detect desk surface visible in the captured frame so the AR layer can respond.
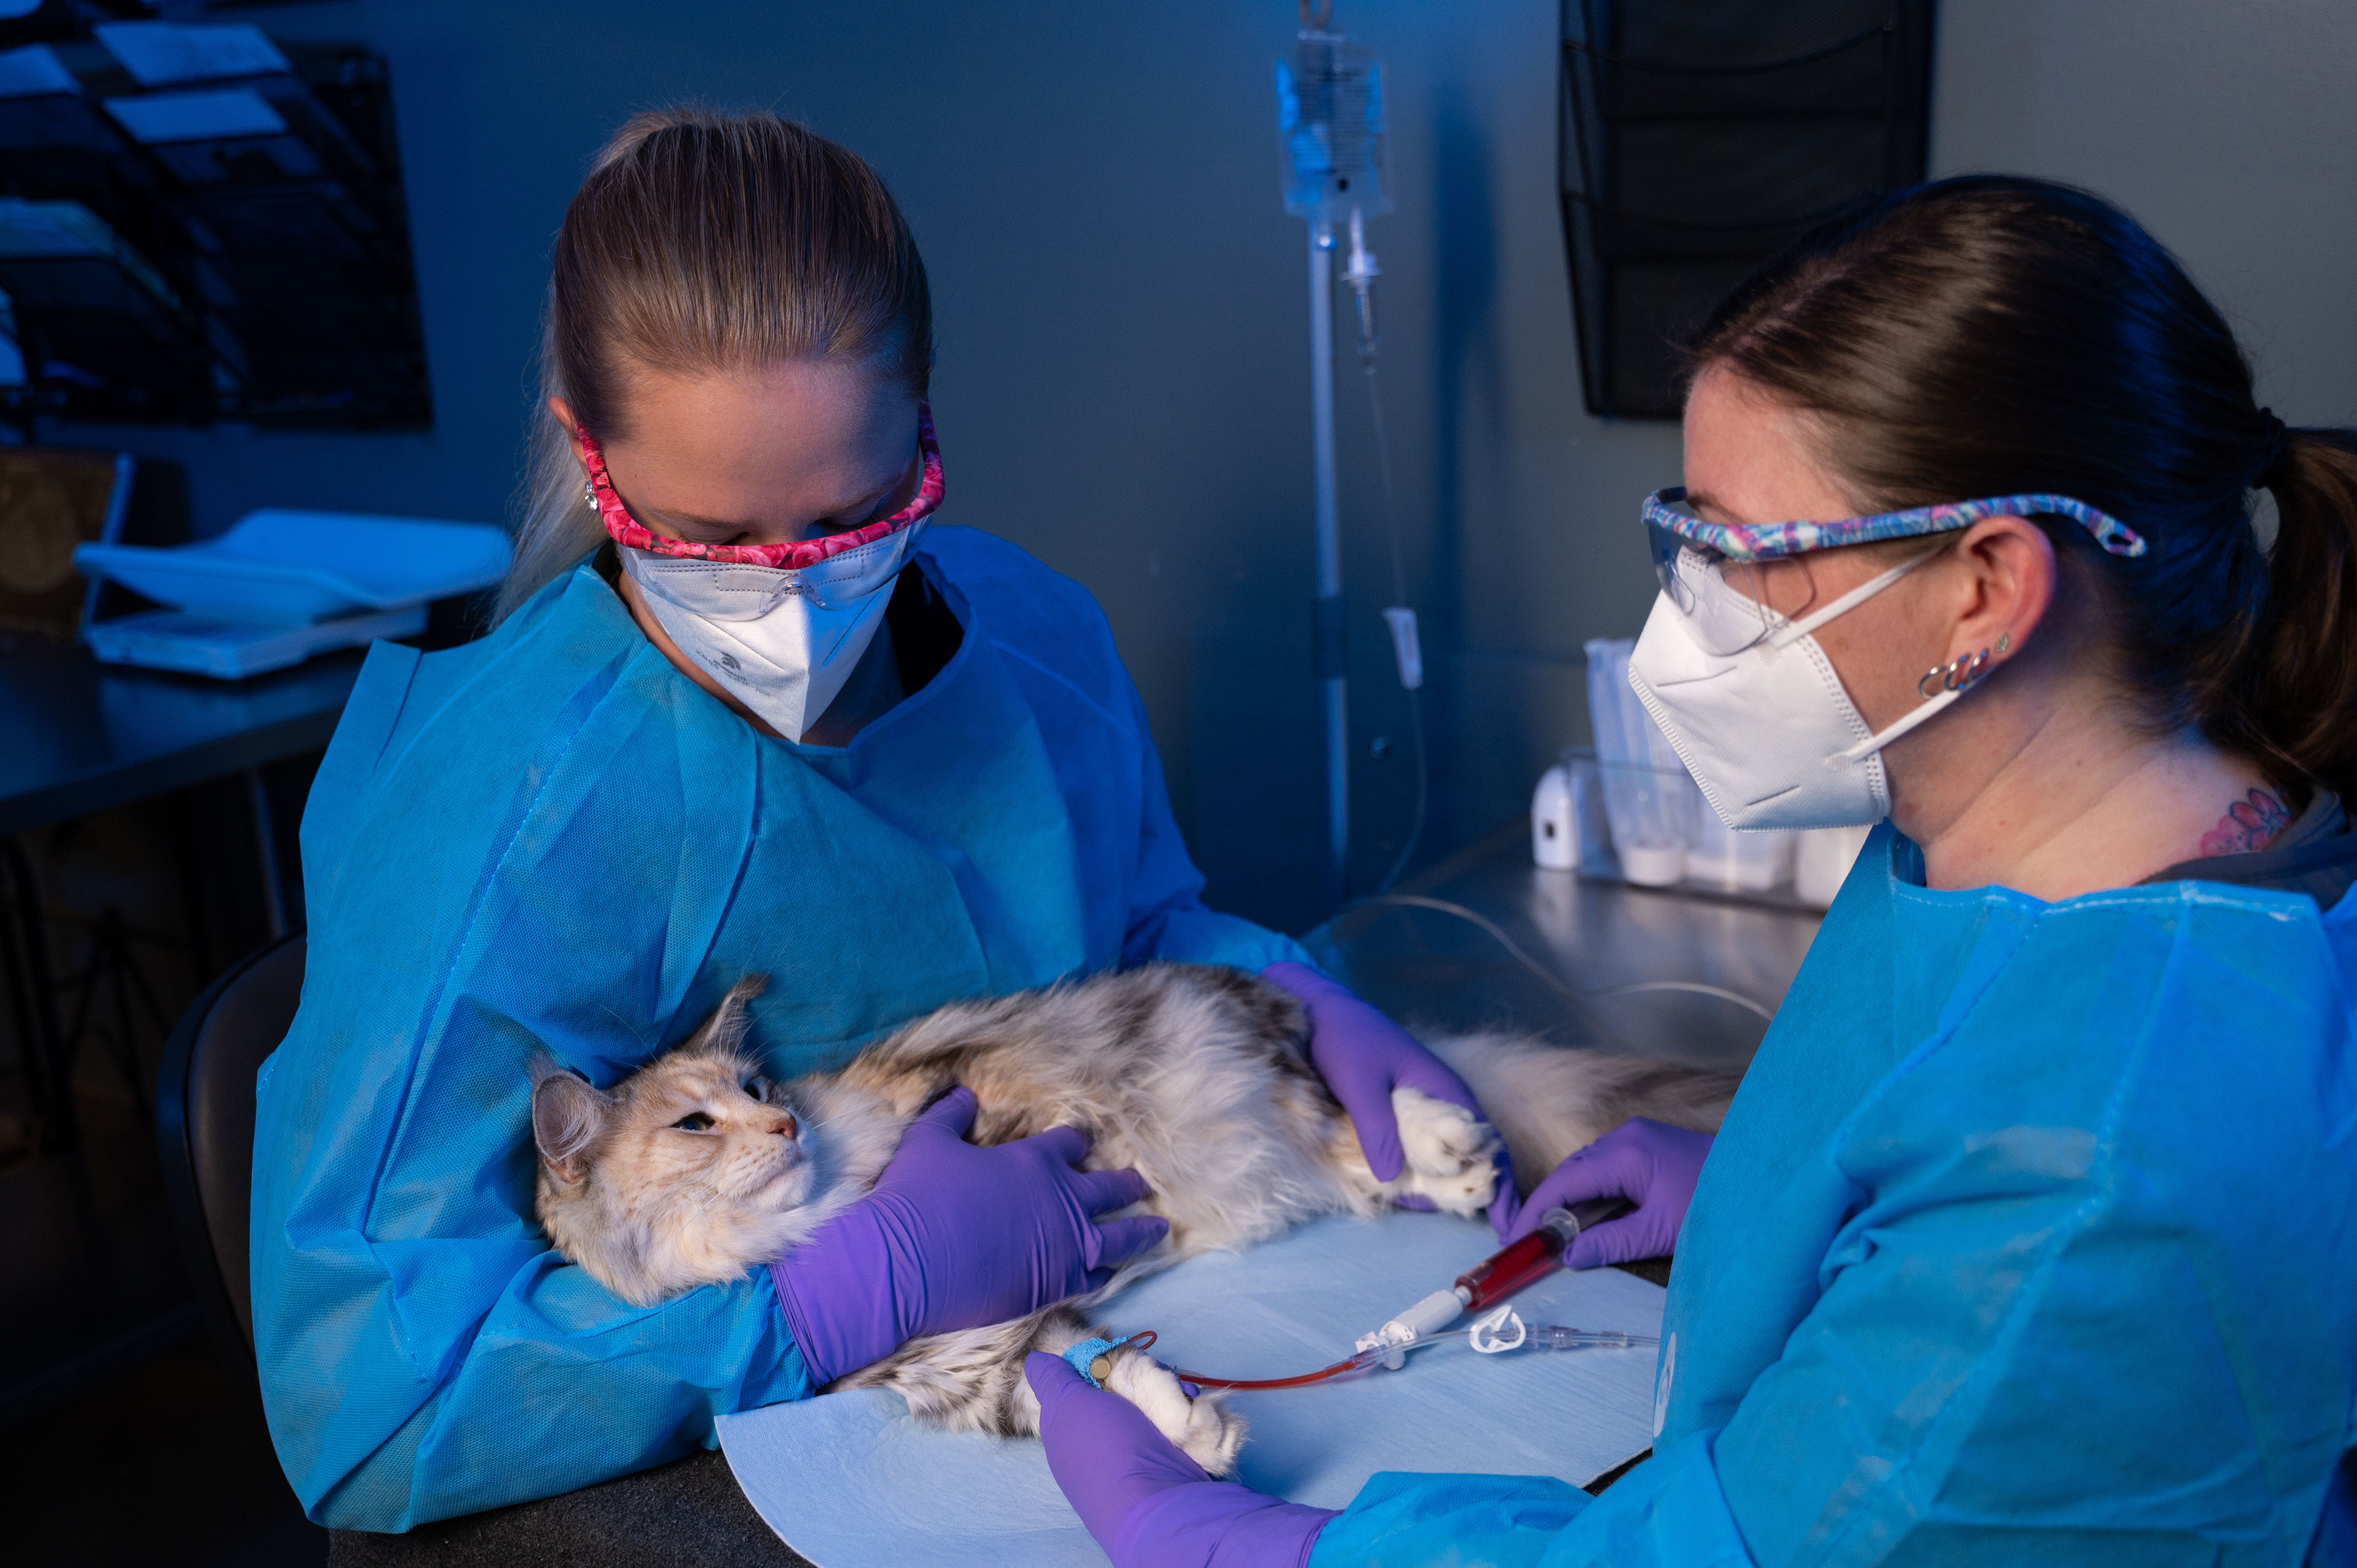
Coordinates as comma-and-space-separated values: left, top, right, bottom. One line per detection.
0, 637, 366, 837
1307, 824, 1823, 1074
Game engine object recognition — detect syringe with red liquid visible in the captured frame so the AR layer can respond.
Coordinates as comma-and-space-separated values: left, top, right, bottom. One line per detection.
1353, 1198, 1626, 1368
1166, 1197, 1637, 1391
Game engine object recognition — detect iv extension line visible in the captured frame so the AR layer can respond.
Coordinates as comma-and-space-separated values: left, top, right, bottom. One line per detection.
1171, 1323, 1656, 1391
1592, 978, 1777, 1021
1335, 893, 1778, 1031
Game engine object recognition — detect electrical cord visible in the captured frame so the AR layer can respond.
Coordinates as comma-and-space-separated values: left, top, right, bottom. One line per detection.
1334, 892, 1778, 1032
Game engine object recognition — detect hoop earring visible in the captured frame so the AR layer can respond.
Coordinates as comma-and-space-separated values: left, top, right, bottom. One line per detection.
1918, 646, 1992, 699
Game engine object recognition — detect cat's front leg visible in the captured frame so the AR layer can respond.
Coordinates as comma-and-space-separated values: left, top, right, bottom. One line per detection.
1016, 1319, 1248, 1478
1382, 1086, 1506, 1217
1100, 1344, 1247, 1477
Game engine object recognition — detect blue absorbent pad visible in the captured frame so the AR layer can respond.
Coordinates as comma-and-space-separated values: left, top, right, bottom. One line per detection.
717, 1210, 1667, 1568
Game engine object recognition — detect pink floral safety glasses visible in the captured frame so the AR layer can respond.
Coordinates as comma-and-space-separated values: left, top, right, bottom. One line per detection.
578, 402, 944, 570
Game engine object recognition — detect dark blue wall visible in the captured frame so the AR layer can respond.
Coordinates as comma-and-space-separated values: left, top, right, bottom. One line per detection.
45, 0, 1677, 933
42, 1, 2357, 933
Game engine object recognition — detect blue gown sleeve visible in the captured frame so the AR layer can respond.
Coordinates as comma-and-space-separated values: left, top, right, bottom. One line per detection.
1307, 1439, 1754, 1567
1307, 1472, 1595, 1566
1115, 680, 1313, 975
254, 635, 817, 1533
1312, 885, 2357, 1565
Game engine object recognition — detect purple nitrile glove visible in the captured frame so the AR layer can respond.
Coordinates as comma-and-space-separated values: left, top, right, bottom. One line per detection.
1025, 1352, 1334, 1568
1505, 1116, 1715, 1269
1261, 962, 1517, 1234
771, 1087, 1168, 1386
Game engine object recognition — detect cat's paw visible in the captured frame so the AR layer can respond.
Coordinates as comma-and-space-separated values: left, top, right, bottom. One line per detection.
1102, 1346, 1247, 1477
1386, 1086, 1505, 1217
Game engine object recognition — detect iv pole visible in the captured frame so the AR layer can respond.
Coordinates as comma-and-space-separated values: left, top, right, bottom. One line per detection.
1285, 0, 1390, 912
1309, 218, 1348, 912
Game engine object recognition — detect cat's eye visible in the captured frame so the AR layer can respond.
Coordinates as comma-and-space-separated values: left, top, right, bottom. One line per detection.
744, 1076, 773, 1104
671, 1112, 715, 1133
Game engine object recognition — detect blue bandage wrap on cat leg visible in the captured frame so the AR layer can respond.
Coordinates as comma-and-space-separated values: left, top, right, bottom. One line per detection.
1064, 1331, 1154, 1389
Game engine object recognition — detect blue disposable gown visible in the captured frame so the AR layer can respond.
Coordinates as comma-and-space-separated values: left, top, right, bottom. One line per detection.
251, 528, 1307, 1531
1310, 826, 2357, 1565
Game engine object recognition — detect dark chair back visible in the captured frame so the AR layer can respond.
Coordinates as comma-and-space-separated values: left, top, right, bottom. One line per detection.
155, 934, 304, 1366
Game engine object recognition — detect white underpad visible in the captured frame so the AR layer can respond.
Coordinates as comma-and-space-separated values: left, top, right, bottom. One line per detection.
718, 1209, 1667, 1568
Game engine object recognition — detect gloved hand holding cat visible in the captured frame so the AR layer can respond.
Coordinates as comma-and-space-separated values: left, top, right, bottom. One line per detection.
1261, 961, 1519, 1235
1025, 1349, 1337, 1568
772, 1086, 1170, 1386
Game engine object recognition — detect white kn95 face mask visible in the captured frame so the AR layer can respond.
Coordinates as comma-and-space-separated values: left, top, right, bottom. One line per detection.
578, 405, 947, 742
1627, 544, 1956, 830
617, 528, 928, 742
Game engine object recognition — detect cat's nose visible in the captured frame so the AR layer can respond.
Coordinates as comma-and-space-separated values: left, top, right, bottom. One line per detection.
768, 1113, 798, 1139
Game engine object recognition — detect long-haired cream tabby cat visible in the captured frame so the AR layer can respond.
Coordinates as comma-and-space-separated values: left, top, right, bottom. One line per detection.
527, 963, 1734, 1473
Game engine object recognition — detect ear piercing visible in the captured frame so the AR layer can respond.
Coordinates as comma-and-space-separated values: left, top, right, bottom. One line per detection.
1917, 630, 2013, 699
1920, 647, 1993, 699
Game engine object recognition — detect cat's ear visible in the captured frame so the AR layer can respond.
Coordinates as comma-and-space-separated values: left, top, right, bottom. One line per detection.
687, 975, 769, 1059
528, 1051, 614, 1187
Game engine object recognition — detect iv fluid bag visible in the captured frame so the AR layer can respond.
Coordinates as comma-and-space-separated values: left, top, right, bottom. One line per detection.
1276, 34, 1392, 225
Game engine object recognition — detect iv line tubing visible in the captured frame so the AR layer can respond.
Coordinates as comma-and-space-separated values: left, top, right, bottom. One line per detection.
1595, 979, 1777, 1021
1173, 1326, 1660, 1390
1363, 354, 1427, 896
1174, 1333, 1449, 1390
1177, 1354, 1366, 1390
1336, 893, 1778, 1030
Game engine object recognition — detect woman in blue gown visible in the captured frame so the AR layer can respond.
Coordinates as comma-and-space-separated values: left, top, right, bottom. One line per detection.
249, 109, 1490, 1532
1027, 178, 2357, 1564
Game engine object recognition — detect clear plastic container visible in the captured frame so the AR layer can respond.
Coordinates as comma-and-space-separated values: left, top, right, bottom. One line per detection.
1686, 809, 1795, 893
1793, 823, 1875, 908
1584, 637, 1697, 886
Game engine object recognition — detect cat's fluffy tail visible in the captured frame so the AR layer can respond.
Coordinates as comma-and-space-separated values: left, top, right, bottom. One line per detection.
1421, 1033, 1739, 1194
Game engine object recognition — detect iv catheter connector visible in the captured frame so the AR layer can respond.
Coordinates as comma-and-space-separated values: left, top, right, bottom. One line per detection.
1356, 1288, 1461, 1370
1530, 1326, 1654, 1351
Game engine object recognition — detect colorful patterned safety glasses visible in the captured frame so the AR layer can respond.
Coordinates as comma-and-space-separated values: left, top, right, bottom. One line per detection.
580, 402, 944, 570
1641, 486, 2147, 562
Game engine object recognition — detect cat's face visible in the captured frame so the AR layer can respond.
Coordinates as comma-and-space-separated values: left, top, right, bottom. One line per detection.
532, 1042, 821, 1222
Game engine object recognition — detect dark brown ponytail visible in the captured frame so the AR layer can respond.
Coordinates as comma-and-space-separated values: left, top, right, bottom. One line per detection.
2237, 431, 2357, 792
1687, 175, 2357, 801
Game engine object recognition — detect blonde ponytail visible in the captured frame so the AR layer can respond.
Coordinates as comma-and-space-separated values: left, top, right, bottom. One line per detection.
495, 108, 933, 622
